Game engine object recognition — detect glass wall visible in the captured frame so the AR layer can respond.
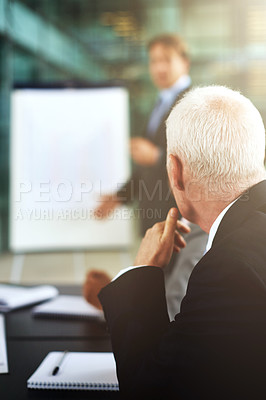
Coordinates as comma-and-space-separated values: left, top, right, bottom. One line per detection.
1, 0, 266, 251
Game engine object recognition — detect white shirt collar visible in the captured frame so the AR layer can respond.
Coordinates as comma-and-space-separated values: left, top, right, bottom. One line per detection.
159, 75, 191, 104
205, 198, 238, 253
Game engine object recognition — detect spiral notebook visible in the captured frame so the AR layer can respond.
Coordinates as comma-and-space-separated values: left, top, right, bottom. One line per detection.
27, 351, 119, 391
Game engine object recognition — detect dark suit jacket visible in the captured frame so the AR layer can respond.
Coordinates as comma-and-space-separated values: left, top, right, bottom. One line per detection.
99, 180, 266, 400
117, 89, 189, 235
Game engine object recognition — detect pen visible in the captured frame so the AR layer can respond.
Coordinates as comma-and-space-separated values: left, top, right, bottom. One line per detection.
52, 350, 68, 376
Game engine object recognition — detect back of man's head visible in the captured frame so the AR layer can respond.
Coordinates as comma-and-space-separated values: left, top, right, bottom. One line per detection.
166, 85, 266, 196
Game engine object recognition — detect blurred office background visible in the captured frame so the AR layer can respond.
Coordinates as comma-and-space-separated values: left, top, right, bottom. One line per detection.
1, 0, 266, 284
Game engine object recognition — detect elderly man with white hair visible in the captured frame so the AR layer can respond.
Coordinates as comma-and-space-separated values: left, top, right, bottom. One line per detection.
99, 86, 266, 400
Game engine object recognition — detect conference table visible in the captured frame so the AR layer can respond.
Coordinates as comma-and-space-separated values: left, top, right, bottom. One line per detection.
1, 285, 121, 399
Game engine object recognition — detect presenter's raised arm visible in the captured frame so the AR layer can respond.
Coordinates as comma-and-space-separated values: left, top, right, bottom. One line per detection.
93, 194, 121, 219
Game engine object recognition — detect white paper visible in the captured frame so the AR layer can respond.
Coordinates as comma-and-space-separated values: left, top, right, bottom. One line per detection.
0, 284, 58, 312
32, 295, 104, 320
0, 314, 8, 374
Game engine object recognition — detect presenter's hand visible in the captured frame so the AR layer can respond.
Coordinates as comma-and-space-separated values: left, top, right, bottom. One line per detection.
94, 194, 121, 219
134, 208, 190, 269
130, 137, 160, 166
83, 269, 111, 310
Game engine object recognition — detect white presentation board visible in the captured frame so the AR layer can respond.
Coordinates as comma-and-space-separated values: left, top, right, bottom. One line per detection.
10, 86, 132, 252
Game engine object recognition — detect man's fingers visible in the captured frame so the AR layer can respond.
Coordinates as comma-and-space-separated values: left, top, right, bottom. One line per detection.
93, 206, 105, 219
162, 208, 179, 241
173, 244, 181, 253
176, 220, 191, 234
175, 231, 186, 248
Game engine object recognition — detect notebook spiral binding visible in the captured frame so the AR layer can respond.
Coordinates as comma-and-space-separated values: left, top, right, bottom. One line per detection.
28, 380, 119, 391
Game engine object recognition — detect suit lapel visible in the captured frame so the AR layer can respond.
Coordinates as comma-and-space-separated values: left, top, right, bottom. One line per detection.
154, 87, 190, 141
212, 180, 266, 247
146, 87, 191, 143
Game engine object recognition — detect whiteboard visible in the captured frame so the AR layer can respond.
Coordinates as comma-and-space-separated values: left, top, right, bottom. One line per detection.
9, 86, 132, 252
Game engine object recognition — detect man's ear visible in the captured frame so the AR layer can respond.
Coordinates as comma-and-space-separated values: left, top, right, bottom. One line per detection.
168, 154, 185, 191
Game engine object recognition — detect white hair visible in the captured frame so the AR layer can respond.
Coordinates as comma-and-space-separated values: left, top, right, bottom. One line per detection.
166, 85, 266, 195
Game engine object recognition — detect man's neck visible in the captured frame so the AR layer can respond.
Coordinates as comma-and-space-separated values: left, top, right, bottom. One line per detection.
205, 199, 239, 252
195, 200, 234, 233
188, 184, 245, 233
192, 179, 263, 233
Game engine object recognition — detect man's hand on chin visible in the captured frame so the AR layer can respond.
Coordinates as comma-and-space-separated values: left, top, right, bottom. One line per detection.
134, 208, 190, 269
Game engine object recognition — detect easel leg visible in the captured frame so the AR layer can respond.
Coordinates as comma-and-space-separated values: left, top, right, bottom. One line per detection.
10, 254, 25, 284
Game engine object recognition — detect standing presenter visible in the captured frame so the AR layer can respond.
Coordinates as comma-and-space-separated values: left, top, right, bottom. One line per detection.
86, 34, 208, 318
